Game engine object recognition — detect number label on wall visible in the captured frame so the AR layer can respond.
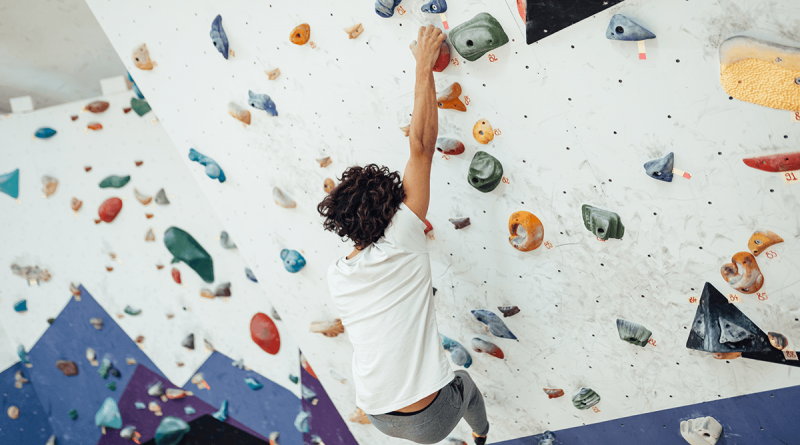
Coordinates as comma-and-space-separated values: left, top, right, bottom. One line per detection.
792, 111, 800, 122
765, 250, 778, 259
757, 292, 768, 301
592, 406, 601, 413
544, 241, 553, 249
783, 349, 798, 361
488, 54, 498, 62
648, 338, 657, 347
397, 5, 406, 14
728, 294, 740, 303
688, 296, 698, 304
464, 95, 470, 105
784, 171, 799, 185
501, 177, 510, 184
451, 58, 460, 66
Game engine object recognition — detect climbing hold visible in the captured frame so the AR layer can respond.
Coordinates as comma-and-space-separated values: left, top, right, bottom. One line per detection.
467, 151, 503, 193
581, 204, 624, 240
472, 119, 494, 144
743, 152, 800, 173
68, 409, 78, 420
17, 345, 30, 366
148, 401, 162, 416
212, 400, 228, 422
107, 381, 117, 391
210, 15, 229, 59
133, 189, 152, 205
348, 408, 370, 424
375, 0, 402, 18
281, 249, 306, 273
188, 149, 226, 182
445, 439, 466, 445
87, 122, 103, 131
72, 114, 80, 120
184, 406, 195, 415
572, 387, 601, 410
440, 334, 473, 368
449, 13, 509, 62
686, 282, 772, 353
290, 24, 310, 45
498, 306, 520, 317
245, 268, 257, 282
472, 310, 517, 339
344, 23, 364, 39
95, 397, 122, 429
182, 334, 195, 350
324, 178, 335, 194
251, 312, 281, 354
11, 264, 51, 285
98, 357, 112, 378
131, 98, 151, 116
13, 300, 27, 313
449, 217, 470, 229
169, 268, 181, 284
40, 175, 58, 198
508, 211, 544, 252
248, 90, 278, 116
616, 319, 652, 347
90, 317, 104, 330
227, 102, 251, 125
35, 127, 57, 139
538, 431, 556, 445
109, 367, 121, 378
294, 411, 311, 433
680, 416, 723, 445
87, 348, 98, 366
164, 227, 215, 283
543, 388, 564, 399
472, 338, 505, 359
70, 198, 83, 212
215, 282, 231, 297
643, 152, 674, 182
145, 228, 156, 242
269, 431, 280, 445
132, 44, 155, 70
100, 175, 131, 189
154, 188, 169, 205
98, 198, 123, 223
14, 370, 28, 388
155, 416, 190, 445
120, 425, 138, 440
200, 288, 214, 299
135, 402, 146, 409
748, 230, 784, 256
423, 219, 433, 235
266, 68, 281, 80
220, 231, 237, 249
289, 375, 299, 384
713, 352, 742, 360
56, 360, 79, 376
433, 40, 450, 72
310, 319, 345, 337
7, 406, 19, 419
436, 138, 465, 155
720, 36, 800, 111
301, 384, 317, 402
721, 252, 764, 294
166, 388, 192, 399
768, 332, 788, 350
605, 15, 656, 41
244, 377, 263, 390
0, 169, 19, 199
421, 0, 447, 13
437, 82, 466, 112
46, 435, 56, 445
400, 125, 411, 137
148, 381, 165, 397
271, 307, 281, 321
317, 156, 332, 167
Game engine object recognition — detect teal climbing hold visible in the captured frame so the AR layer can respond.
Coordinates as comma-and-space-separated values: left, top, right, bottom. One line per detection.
68, 409, 78, 420
17, 345, 30, 365
0, 169, 20, 199
212, 400, 228, 421
95, 397, 122, 429
98, 357, 112, 379
154, 416, 190, 445
245, 377, 263, 390
135, 402, 146, 409
289, 374, 299, 384
131, 98, 152, 117
13, 300, 27, 313
164, 227, 215, 283
35, 127, 57, 139
107, 381, 117, 391
184, 406, 196, 415
99, 175, 131, 189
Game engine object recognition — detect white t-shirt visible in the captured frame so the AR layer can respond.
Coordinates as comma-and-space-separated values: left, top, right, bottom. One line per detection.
327, 203, 455, 415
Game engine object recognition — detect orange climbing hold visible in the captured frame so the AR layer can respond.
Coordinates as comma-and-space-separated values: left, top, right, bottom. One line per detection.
290, 24, 311, 45
543, 388, 564, 399
324, 178, 335, 194
250, 312, 281, 355
348, 408, 370, 424
720, 252, 764, 294
713, 352, 742, 360
310, 319, 345, 337
71, 198, 82, 212
437, 82, 466, 112
87, 123, 103, 131
748, 230, 783, 256
508, 211, 544, 252
473, 119, 494, 144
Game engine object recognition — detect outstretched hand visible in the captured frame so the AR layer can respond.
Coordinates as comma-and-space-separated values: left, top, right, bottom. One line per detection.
409, 25, 447, 72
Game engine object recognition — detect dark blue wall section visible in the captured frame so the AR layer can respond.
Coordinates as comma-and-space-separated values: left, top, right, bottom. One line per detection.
0, 362, 53, 444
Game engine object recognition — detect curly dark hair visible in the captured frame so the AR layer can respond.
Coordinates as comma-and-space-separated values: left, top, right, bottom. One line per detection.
317, 164, 406, 249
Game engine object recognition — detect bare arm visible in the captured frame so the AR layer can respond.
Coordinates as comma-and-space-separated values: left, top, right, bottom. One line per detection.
404, 25, 447, 221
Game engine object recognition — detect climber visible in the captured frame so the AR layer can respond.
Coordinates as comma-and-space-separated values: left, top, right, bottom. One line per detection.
317, 25, 489, 445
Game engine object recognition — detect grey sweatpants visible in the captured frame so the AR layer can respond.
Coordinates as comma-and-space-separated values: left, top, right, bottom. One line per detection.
367, 370, 490, 444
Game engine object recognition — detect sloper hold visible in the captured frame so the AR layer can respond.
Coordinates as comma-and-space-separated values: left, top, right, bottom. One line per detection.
680, 416, 723, 445
164, 227, 215, 283
748, 230, 784, 256
348, 408, 370, 424
449, 217, 470, 229
472, 310, 517, 339
508, 211, 544, 252
155, 188, 169, 204
581, 204, 624, 240
228, 102, 251, 125
468, 151, 503, 193
436, 137, 465, 155
310, 319, 345, 337
95, 397, 122, 429
437, 82, 466, 111
210, 15, 229, 59
220, 231, 236, 249
643, 152, 674, 182
433, 40, 450, 72
42, 175, 58, 197
182, 334, 195, 349
572, 387, 600, 410
344, 23, 364, 39
375, 0, 402, 18
473, 119, 494, 144
281, 249, 306, 273
245, 267, 257, 282
273, 187, 296, 208
85, 101, 110, 113
250, 312, 281, 354
743, 152, 800, 172
132, 43, 155, 70
0, 168, 20, 198
768, 332, 788, 350
720, 36, 800, 111
134, 188, 152, 205
421, 0, 447, 13
189, 148, 226, 182
606, 14, 656, 41
472, 338, 504, 359
98, 197, 123, 222
248, 90, 278, 116
720, 252, 764, 294
35, 127, 57, 138
616, 319, 652, 347
440, 334, 472, 368
450, 13, 509, 62
100, 175, 131, 188
685, 282, 772, 353
131, 98, 151, 116
290, 24, 310, 45
244, 377, 263, 390
155, 416, 190, 445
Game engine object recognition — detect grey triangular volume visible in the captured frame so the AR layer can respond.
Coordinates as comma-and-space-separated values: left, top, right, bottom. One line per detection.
685, 282, 772, 353
182, 333, 195, 350
606, 14, 656, 41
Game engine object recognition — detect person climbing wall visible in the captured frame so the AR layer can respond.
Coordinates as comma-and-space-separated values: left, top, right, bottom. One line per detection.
318, 25, 490, 445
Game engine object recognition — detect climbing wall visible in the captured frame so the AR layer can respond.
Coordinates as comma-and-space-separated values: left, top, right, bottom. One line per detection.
74, 0, 800, 443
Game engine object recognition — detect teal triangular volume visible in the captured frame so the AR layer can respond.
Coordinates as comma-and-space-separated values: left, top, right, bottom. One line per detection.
0, 168, 20, 199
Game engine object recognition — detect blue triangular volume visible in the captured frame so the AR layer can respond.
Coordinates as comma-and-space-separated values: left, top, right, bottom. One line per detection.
0, 168, 20, 199
0, 363, 53, 444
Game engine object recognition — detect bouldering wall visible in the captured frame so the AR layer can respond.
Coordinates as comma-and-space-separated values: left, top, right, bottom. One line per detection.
73, 0, 800, 444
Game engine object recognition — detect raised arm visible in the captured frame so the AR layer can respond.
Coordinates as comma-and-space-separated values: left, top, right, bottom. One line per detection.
403, 25, 447, 221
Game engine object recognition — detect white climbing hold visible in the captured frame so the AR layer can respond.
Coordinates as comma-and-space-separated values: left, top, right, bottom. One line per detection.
680, 416, 723, 445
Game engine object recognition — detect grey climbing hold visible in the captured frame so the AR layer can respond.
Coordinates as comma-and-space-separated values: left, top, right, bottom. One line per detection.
538, 431, 556, 445
148, 381, 165, 397
155, 188, 170, 205
220, 231, 236, 249
120, 425, 137, 439
616, 319, 652, 347
572, 387, 600, 410
606, 14, 656, 41
643, 152, 674, 182
182, 334, 195, 350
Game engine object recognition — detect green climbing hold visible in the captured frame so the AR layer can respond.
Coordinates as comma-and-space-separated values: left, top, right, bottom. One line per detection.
164, 227, 214, 283
581, 204, 624, 240
154, 416, 190, 445
467, 151, 503, 193
99, 175, 131, 189
289, 374, 299, 384
68, 409, 78, 420
131, 98, 152, 117
98, 357, 112, 379
95, 397, 122, 429
106, 381, 117, 391
449, 12, 509, 62
572, 387, 601, 410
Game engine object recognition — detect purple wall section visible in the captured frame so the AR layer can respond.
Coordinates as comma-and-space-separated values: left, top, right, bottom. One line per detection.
0, 362, 53, 444
299, 353, 360, 445
182, 351, 302, 445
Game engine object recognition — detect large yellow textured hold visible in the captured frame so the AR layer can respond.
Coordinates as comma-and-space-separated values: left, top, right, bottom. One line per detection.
721, 58, 800, 111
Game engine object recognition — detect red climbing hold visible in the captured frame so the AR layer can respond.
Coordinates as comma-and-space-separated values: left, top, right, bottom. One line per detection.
171, 268, 181, 284
98, 198, 123, 223
250, 313, 281, 355
433, 40, 450, 72
423, 219, 433, 235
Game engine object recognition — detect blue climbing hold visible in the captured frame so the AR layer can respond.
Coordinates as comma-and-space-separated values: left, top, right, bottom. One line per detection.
154, 416, 190, 445
294, 411, 310, 433
212, 400, 228, 422
375, 0, 402, 17
210, 15, 229, 60
538, 430, 556, 445
35, 128, 57, 139
643, 152, 674, 182
248, 90, 278, 116
184, 406, 196, 415
135, 402, 146, 409
472, 310, 517, 340
245, 377, 263, 390
245, 267, 258, 282
301, 385, 317, 401
0, 169, 19, 199
188, 148, 226, 183
606, 14, 656, 41
13, 300, 27, 313
95, 397, 122, 429
439, 334, 472, 368
281, 249, 306, 273
421, 0, 447, 13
